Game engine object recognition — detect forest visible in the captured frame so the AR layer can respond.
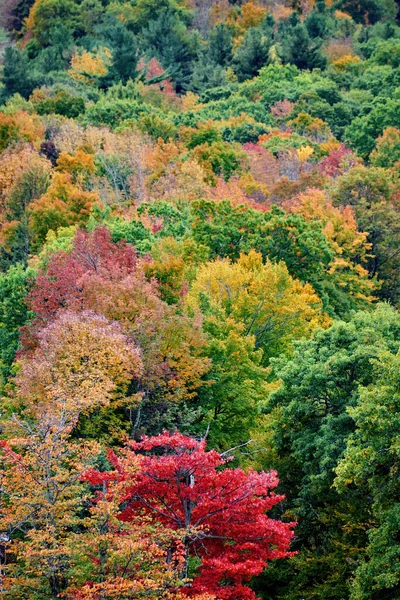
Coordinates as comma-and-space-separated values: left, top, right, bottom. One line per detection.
0, 0, 399, 597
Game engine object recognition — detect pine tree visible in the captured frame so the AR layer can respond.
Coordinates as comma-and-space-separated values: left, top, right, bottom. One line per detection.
234, 27, 271, 82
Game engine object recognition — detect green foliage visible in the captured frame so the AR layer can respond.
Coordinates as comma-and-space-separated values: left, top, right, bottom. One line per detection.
208, 23, 233, 68
190, 199, 338, 312
0, 264, 34, 390
192, 307, 267, 449
84, 98, 154, 127
1, 47, 37, 100
259, 304, 400, 600
140, 9, 199, 92
334, 0, 397, 24
192, 140, 247, 182
35, 90, 85, 117
344, 97, 400, 158
30, 0, 81, 45
0, 1, 400, 598
234, 27, 271, 82
280, 21, 327, 70
335, 350, 400, 599
96, 17, 140, 86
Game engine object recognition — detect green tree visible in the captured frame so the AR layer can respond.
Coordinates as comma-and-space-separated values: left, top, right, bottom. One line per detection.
141, 9, 199, 92
0, 264, 33, 391
335, 0, 397, 24
187, 302, 268, 449
257, 304, 400, 600
370, 127, 400, 168
208, 23, 233, 67
280, 22, 327, 70
335, 350, 400, 600
190, 200, 340, 312
234, 27, 271, 82
1, 47, 36, 100
97, 17, 139, 86
344, 98, 400, 158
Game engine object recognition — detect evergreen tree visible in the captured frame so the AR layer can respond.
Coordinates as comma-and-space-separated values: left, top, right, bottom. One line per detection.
281, 22, 327, 69
97, 17, 139, 86
1, 47, 36, 99
305, 1, 331, 38
141, 9, 200, 92
234, 27, 271, 82
208, 23, 233, 67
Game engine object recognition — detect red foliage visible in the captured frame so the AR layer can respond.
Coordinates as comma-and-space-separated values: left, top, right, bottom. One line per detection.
84, 432, 295, 600
318, 144, 359, 177
21, 227, 138, 349
138, 56, 176, 98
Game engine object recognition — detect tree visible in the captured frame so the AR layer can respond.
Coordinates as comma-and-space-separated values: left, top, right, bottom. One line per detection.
207, 23, 233, 67
344, 98, 400, 159
280, 22, 327, 70
0, 384, 188, 600
28, 173, 98, 249
84, 431, 295, 600
1, 47, 36, 100
0, 426, 96, 599
96, 17, 139, 86
285, 188, 376, 310
191, 141, 247, 183
331, 165, 400, 303
0, 264, 33, 392
186, 250, 328, 363
0, 147, 51, 266
9, 0, 36, 32
24, 227, 210, 436
370, 127, 400, 168
189, 200, 344, 314
191, 305, 268, 449
141, 9, 200, 92
234, 27, 271, 82
26, 0, 80, 45
15, 310, 142, 436
335, 350, 400, 600
257, 304, 400, 600
334, 0, 397, 24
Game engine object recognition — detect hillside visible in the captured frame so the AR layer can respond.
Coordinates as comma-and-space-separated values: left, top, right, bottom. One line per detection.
0, 0, 400, 598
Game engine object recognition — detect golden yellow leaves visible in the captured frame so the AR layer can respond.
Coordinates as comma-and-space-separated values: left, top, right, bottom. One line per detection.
69, 47, 112, 83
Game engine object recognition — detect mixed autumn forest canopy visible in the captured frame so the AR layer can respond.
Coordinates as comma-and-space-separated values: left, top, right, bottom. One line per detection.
0, 0, 399, 597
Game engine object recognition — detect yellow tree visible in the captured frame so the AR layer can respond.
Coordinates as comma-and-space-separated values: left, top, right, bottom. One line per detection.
186, 250, 329, 362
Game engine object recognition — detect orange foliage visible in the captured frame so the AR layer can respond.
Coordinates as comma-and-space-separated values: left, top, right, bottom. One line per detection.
285, 188, 376, 301
0, 110, 45, 152
56, 148, 96, 182
0, 145, 50, 210
29, 172, 99, 245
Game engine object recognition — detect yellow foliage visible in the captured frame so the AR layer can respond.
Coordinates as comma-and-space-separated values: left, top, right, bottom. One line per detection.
0, 146, 51, 209
334, 9, 353, 19
297, 145, 314, 163
25, 0, 40, 30
320, 140, 342, 154
180, 92, 203, 112
69, 47, 112, 83
17, 311, 142, 423
239, 2, 267, 32
331, 54, 361, 70
186, 250, 329, 359
56, 149, 96, 180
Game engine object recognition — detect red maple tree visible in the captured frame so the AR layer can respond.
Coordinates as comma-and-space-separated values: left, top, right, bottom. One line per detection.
84, 432, 295, 600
